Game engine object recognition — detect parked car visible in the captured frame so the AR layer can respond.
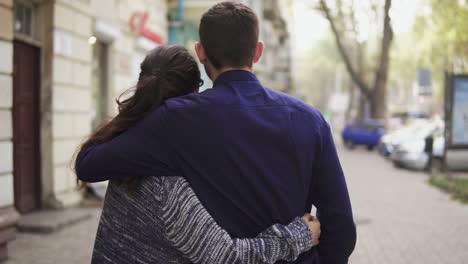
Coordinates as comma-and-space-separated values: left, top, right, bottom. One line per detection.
392, 110, 430, 119
378, 120, 430, 157
342, 119, 385, 150
391, 120, 444, 170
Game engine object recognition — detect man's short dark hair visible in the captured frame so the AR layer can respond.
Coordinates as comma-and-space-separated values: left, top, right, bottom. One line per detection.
199, 1, 259, 69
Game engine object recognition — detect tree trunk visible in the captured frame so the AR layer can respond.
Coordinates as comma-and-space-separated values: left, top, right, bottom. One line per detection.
370, 87, 386, 119
319, 0, 372, 100
345, 82, 355, 122
371, 0, 393, 119
357, 92, 368, 119
320, 0, 393, 120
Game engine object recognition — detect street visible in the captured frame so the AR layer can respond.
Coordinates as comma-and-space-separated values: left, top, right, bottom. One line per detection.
5, 146, 468, 264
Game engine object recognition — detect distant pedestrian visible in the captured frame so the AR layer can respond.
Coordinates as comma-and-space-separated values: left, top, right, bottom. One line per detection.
424, 134, 434, 171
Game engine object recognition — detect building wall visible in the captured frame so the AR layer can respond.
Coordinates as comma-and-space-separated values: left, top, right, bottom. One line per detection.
49, 0, 168, 206
50, 0, 94, 205
0, 0, 168, 209
253, 0, 291, 92
0, 0, 167, 259
0, 1, 19, 260
0, 0, 14, 209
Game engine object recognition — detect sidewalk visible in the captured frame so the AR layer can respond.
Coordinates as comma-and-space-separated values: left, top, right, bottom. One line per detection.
344, 147, 468, 264
5, 208, 101, 264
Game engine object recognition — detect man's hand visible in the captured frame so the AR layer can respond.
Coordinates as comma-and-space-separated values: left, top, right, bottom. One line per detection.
303, 213, 321, 247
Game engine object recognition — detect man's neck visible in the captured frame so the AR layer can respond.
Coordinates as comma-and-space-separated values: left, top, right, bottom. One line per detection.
210, 67, 252, 82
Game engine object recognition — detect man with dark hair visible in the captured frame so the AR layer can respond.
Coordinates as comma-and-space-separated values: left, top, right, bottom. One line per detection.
197, 1, 260, 70
76, 2, 356, 263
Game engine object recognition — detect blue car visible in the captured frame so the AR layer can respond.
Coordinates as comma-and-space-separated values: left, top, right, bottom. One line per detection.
342, 120, 385, 150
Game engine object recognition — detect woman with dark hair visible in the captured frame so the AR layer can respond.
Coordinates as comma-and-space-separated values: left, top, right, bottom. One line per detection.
77, 45, 320, 264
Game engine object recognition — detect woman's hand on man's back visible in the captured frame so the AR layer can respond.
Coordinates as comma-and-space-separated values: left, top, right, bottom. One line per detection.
303, 213, 321, 247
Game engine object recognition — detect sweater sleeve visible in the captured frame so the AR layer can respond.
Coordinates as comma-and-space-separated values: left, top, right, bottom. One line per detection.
159, 177, 313, 264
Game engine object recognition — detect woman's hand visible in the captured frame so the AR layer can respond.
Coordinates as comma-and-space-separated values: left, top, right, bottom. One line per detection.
302, 213, 321, 247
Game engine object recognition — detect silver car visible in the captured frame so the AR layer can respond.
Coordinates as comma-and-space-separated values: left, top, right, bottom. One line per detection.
391, 120, 444, 170
379, 120, 431, 157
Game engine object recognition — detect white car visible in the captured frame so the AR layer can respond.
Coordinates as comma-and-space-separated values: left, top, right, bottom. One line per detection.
391, 120, 444, 170
379, 120, 433, 157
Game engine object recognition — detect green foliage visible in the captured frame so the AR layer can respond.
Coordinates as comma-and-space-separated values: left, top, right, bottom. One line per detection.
430, 175, 468, 204
296, 32, 347, 110
429, 0, 468, 60
300, 0, 468, 113
390, 0, 468, 103
419, 3, 467, 75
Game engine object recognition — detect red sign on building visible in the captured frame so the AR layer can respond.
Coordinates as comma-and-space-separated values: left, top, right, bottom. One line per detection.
129, 12, 165, 44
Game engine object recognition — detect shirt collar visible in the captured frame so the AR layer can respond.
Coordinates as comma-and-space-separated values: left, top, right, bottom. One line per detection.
213, 70, 260, 87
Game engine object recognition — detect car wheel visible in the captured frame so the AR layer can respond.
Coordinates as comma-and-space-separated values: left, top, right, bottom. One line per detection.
393, 160, 403, 168
367, 145, 375, 151
345, 140, 355, 149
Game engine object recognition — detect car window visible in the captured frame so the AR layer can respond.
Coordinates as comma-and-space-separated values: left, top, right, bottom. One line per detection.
364, 124, 375, 131
364, 123, 384, 132
351, 122, 363, 130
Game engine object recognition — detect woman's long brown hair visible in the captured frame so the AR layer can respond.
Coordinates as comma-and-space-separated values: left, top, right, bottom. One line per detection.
75, 45, 203, 189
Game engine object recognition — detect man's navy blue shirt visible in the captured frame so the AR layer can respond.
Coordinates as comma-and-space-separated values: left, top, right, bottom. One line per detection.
77, 70, 356, 263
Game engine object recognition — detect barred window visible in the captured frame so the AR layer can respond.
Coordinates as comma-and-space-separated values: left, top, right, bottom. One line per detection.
14, 2, 36, 38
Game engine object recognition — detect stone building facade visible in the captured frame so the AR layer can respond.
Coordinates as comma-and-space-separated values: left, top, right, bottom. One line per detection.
0, 0, 168, 259
253, 0, 291, 92
0, 0, 19, 260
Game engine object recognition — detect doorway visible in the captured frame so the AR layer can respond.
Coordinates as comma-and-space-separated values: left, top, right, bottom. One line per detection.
12, 40, 41, 213
91, 41, 110, 129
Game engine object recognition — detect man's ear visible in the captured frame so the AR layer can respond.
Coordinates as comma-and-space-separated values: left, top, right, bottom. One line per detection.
253, 41, 264, 64
195, 42, 207, 64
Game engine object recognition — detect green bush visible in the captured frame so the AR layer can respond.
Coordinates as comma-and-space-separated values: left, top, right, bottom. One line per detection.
430, 176, 468, 204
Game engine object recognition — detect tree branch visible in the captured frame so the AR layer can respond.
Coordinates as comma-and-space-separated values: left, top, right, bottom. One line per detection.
319, 0, 372, 99
373, 0, 393, 90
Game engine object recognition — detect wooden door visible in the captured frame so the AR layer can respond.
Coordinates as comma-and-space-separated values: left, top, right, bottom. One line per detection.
13, 40, 41, 213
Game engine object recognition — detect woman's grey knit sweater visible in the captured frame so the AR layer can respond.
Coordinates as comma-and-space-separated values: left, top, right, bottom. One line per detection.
92, 176, 313, 263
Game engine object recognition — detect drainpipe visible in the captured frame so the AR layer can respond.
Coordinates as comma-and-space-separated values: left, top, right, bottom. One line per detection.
169, 0, 184, 44
178, 0, 184, 21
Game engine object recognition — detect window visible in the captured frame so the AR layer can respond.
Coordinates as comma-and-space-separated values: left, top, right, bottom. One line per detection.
14, 2, 37, 38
